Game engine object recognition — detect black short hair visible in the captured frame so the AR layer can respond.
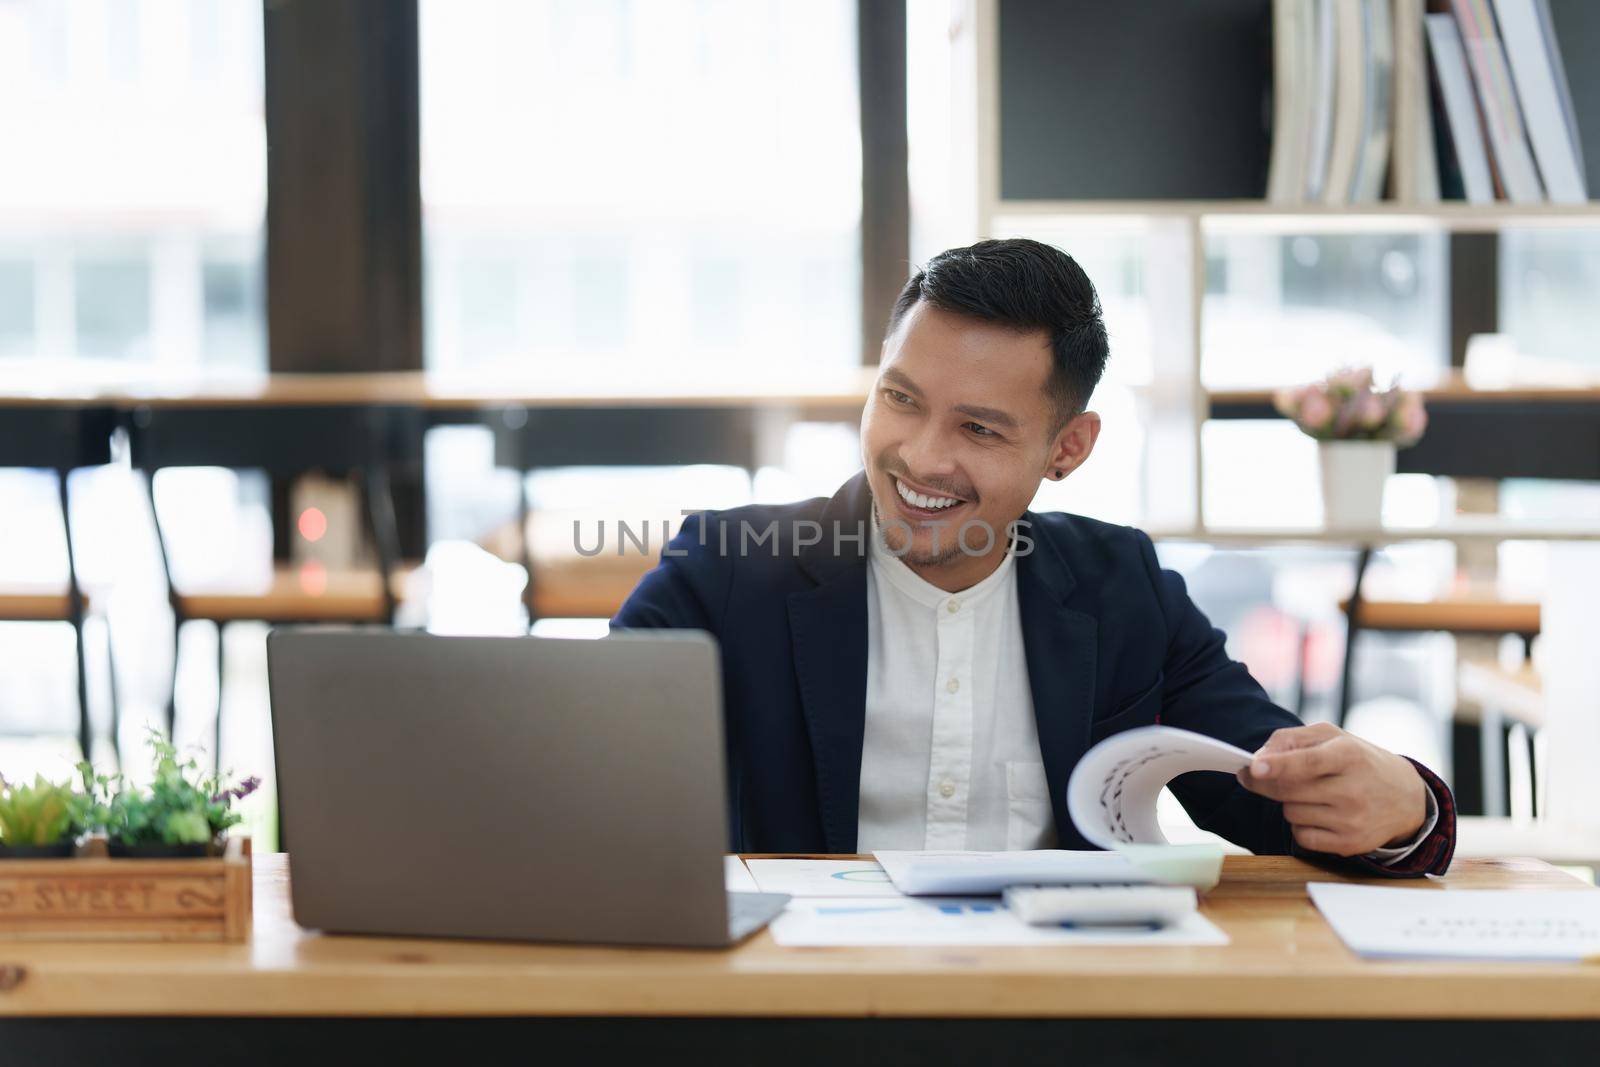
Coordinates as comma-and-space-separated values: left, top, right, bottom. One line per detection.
885, 238, 1109, 431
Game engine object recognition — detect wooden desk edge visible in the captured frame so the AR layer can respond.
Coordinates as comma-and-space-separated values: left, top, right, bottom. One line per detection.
1, 856, 1597, 1020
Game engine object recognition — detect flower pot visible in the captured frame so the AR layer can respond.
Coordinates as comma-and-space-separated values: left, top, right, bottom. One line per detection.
0, 840, 75, 859
1318, 440, 1396, 530
107, 841, 216, 859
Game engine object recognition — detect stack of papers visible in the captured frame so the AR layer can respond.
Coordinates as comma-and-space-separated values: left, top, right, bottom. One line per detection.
736, 857, 1229, 948
1309, 882, 1600, 962
874, 850, 1148, 895
872, 846, 1224, 895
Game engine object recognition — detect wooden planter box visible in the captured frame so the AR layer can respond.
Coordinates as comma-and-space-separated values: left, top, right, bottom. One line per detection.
0, 836, 251, 942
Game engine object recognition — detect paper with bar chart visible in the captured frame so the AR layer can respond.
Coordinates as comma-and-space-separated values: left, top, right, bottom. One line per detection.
744, 858, 903, 898
768, 896, 1228, 947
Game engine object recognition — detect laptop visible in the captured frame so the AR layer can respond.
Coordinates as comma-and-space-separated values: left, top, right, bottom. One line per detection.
266, 628, 789, 947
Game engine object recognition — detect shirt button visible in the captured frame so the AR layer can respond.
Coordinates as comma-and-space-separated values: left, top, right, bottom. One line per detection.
946, 599, 960, 614
939, 780, 956, 798
946, 677, 960, 694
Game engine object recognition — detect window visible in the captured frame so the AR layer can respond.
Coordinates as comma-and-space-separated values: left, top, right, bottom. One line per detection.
0, 258, 33, 357
1500, 227, 1600, 375
1203, 227, 1448, 390
419, 0, 862, 376
0, 0, 268, 793
988, 220, 1168, 528
0, 0, 266, 369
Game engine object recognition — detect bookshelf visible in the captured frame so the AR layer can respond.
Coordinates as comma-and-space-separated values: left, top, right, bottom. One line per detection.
948, 1, 1600, 859
994, 201, 1600, 228
1146, 520, 1600, 546
950, 0, 1600, 537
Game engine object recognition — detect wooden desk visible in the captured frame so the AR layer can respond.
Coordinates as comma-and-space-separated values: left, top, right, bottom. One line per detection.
3, 370, 873, 624
0, 367, 877, 414
1341, 595, 1541, 637
0, 855, 1597, 1064
1, 366, 873, 543
170, 566, 417, 624
1209, 380, 1600, 407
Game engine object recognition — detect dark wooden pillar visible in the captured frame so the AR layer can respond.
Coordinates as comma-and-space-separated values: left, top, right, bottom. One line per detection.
1448, 233, 1498, 371
263, 0, 424, 556
858, 0, 910, 364
264, 0, 421, 373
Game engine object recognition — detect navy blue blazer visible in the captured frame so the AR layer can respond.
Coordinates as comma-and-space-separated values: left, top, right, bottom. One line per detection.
614, 473, 1454, 874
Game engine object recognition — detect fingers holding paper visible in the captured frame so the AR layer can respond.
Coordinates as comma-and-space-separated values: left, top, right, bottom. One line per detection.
1236, 723, 1429, 857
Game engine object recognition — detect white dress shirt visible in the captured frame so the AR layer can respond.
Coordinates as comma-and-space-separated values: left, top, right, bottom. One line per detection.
855, 520, 1437, 861
858, 528, 1054, 851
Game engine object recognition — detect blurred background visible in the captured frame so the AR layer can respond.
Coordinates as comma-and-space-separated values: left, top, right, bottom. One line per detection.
3, 0, 1600, 871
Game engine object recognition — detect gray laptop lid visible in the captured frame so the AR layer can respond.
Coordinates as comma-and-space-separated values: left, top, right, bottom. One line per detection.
266, 628, 733, 946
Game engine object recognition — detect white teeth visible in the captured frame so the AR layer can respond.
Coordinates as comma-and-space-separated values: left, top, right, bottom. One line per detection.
895, 478, 959, 510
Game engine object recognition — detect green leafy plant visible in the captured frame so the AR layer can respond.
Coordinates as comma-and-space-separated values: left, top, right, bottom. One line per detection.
0, 774, 90, 848
80, 731, 260, 850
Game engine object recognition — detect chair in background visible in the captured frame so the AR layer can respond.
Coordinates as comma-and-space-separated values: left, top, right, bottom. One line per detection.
486, 405, 760, 623
481, 508, 660, 620
0, 403, 117, 761
1457, 657, 1544, 821
1336, 563, 1540, 724
127, 403, 420, 766
1339, 586, 1541, 815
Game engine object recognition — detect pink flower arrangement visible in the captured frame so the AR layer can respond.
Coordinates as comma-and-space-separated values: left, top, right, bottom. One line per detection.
1273, 367, 1427, 446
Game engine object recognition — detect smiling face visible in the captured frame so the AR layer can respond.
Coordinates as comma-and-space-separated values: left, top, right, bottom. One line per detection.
860, 301, 1101, 592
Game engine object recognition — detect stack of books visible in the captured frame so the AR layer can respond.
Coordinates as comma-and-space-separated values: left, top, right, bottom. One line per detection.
1267, 0, 1588, 205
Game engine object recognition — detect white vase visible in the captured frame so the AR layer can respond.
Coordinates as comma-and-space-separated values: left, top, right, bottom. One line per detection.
1317, 440, 1395, 530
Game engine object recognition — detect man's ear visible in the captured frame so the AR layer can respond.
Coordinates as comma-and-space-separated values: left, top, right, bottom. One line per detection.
1045, 412, 1101, 480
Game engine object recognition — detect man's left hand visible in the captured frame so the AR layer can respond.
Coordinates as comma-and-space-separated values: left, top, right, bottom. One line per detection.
1236, 722, 1428, 857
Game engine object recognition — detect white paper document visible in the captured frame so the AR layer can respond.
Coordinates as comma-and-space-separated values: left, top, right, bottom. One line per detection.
768, 896, 1229, 948
1067, 726, 1253, 848
1309, 882, 1600, 961
745, 858, 903, 898
724, 856, 760, 894
874, 849, 1150, 895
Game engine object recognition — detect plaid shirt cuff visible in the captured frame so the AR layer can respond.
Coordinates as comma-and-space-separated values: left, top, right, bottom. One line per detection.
1294, 757, 1457, 879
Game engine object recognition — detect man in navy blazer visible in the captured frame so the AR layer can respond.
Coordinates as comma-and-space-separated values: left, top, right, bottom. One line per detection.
615, 239, 1454, 875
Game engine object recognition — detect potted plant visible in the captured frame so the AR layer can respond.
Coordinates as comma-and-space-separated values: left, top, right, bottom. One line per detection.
1274, 368, 1428, 529
0, 774, 89, 858
82, 733, 259, 858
